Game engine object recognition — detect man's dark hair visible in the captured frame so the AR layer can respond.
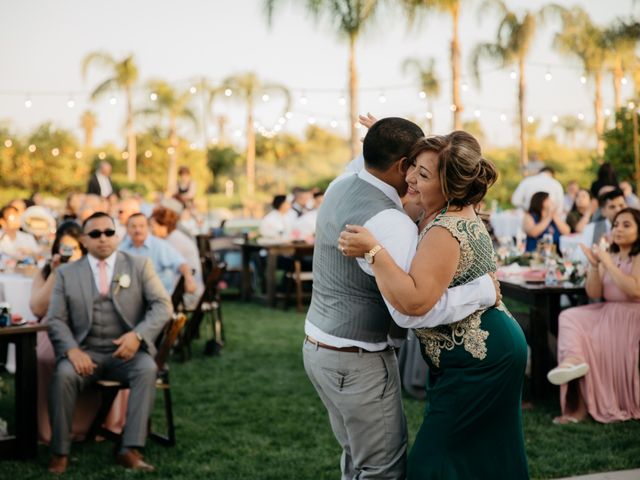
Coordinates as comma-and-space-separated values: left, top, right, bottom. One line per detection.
598, 188, 625, 208
82, 211, 115, 230
363, 117, 424, 171
0, 205, 18, 219
539, 166, 555, 176
126, 212, 148, 225
272, 195, 287, 210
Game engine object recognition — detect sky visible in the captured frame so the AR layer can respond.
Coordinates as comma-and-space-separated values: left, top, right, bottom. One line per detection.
0, 0, 637, 154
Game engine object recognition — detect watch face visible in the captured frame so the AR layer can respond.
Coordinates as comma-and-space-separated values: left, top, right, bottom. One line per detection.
364, 252, 373, 264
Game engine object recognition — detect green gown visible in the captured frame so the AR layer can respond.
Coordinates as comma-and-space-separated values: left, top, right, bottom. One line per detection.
407, 215, 529, 480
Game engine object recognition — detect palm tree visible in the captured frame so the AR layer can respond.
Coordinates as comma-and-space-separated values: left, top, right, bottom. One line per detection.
140, 81, 198, 192
554, 115, 585, 148
217, 72, 291, 197
82, 52, 139, 181
265, 0, 380, 158
603, 21, 640, 109
471, 0, 543, 170
79, 110, 97, 151
402, 0, 465, 129
402, 57, 440, 133
553, 6, 608, 155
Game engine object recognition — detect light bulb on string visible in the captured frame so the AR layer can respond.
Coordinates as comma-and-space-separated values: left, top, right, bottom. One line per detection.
167, 146, 175, 155
330, 119, 338, 128
109, 96, 117, 105
604, 108, 612, 117
150, 92, 158, 101
577, 112, 585, 121
500, 113, 507, 122
544, 70, 552, 82
285, 111, 293, 119
28, 144, 36, 153
234, 129, 242, 137
224, 88, 232, 97
527, 115, 535, 124
621, 77, 628, 86
307, 117, 316, 125
509, 71, 517, 80
98, 152, 106, 160
278, 117, 286, 125
274, 124, 282, 132
24, 97, 33, 109
262, 94, 270, 102
338, 96, 346, 106
580, 75, 587, 84
189, 86, 197, 94
144, 150, 153, 158
51, 148, 59, 157
378, 92, 387, 104
4, 139, 12, 148
418, 91, 427, 99
461, 82, 469, 92
122, 151, 129, 160
473, 109, 481, 118
299, 93, 308, 105
552, 115, 559, 123
425, 112, 433, 119
74, 151, 82, 159
449, 104, 457, 112
67, 98, 75, 108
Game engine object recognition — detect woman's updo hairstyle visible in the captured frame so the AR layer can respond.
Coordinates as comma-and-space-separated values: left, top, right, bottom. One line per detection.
408, 130, 498, 208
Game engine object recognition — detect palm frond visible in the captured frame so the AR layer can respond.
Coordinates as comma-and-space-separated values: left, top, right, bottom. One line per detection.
81, 51, 115, 80
90, 78, 118, 101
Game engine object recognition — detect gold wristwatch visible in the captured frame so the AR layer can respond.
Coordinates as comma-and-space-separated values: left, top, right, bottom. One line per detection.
364, 244, 383, 264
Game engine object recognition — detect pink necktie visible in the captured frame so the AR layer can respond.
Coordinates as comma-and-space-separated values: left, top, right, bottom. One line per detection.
98, 260, 109, 296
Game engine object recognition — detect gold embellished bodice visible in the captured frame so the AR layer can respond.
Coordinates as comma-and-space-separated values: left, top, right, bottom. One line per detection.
414, 215, 499, 368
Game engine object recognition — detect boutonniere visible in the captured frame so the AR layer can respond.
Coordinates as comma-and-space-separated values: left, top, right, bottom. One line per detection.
114, 274, 131, 294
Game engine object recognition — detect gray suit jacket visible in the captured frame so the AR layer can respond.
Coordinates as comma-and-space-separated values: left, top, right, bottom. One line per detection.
47, 251, 172, 361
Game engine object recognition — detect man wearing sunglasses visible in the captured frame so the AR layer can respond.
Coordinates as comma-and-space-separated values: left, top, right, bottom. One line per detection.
46, 212, 172, 474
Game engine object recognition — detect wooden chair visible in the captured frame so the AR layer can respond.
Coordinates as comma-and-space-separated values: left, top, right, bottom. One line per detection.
176, 262, 226, 360
284, 246, 314, 312
87, 313, 187, 447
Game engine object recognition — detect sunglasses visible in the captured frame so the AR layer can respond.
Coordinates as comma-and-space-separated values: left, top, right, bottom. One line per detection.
86, 229, 116, 239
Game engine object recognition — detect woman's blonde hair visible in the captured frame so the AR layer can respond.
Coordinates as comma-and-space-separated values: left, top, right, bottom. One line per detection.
408, 130, 498, 207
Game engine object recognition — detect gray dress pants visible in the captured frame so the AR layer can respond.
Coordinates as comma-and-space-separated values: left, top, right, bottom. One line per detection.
49, 349, 157, 455
303, 339, 407, 480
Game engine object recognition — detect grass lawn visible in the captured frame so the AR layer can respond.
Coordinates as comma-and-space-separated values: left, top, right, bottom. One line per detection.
2, 302, 639, 479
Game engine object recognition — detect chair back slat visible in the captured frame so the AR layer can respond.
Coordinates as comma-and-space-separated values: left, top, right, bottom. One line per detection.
155, 313, 187, 371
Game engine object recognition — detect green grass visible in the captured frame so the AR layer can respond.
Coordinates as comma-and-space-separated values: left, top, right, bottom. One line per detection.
2, 302, 639, 479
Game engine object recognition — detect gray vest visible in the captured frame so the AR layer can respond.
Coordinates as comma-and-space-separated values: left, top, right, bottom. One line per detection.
82, 284, 127, 352
307, 175, 407, 343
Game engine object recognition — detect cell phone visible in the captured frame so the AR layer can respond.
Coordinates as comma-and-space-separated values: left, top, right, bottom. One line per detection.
60, 244, 74, 263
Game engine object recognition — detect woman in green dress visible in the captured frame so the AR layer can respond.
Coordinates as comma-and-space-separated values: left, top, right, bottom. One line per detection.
339, 131, 529, 479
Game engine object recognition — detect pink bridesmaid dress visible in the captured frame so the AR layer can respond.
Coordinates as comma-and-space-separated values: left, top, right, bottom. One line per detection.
556, 258, 640, 423
37, 324, 130, 443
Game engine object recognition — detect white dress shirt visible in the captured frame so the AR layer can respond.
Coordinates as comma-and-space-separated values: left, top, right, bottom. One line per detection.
96, 173, 113, 197
510, 172, 565, 212
259, 210, 293, 239
305, 168, 496, 351
0, 230, 40, 258
87, 252, 117, 293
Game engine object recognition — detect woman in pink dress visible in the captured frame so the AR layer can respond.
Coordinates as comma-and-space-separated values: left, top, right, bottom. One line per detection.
30, 220, 129, 443
547, 208, 640, 424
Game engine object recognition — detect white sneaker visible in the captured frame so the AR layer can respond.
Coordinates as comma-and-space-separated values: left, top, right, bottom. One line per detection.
547, 363, 589, 385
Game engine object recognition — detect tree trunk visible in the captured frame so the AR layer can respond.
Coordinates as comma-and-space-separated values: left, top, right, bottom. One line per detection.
427, 100, 434, 134
246, 97, 256, 197
518, 58, 528, 171
349, 33, 360, 159
167, 115, 178, 193
451, 2, 462, 130
594, 70, 605, 155
125, 87, 136, 182
218, 115, 228, 146
84, 126, 94, 151
613, 60, 623, 110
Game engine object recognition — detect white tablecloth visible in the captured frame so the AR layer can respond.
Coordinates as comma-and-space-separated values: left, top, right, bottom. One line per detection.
490, 210, 525, 240
0, 273, 36, 374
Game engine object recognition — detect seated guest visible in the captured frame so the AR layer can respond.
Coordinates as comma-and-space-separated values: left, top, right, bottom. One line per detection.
292, 190, 324, 241
29, 221, 130, 444
47, 212, 172, 474
175, 166, 197, 205
563, 180, 579, 214
565, 188, 594, 233
547, 208, 640, 424
286, 187, 313, 221
583, 188, 627, 246
523, 191, 570, 253
116, 197, 141, 240
0, 204, 40, 259
260, 195, 292, 240
620, 180, 640, 209
120, 213, 197, 296
511, 166, 564, 212
149, 207, 204, 309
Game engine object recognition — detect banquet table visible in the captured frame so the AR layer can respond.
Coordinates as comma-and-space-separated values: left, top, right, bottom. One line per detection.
490, 210, 525, 240
0, 272, 37, 374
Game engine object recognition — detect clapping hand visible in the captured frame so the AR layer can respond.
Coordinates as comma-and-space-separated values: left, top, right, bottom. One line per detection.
338, 225, 378, 257
579, 243, 600, 267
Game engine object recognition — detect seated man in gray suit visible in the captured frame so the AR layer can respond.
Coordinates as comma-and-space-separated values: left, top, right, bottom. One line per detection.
47, 212, 172, 474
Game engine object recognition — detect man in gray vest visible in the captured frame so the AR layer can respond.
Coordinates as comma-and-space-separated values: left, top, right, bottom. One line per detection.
304, 117, 499, 480
47, 212, 172, 474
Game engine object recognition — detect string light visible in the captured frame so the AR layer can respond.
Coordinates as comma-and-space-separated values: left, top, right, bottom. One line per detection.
425, 112, 433, 119
338, 96, 346, 106
167, 146, 175, 155
461, 82, 469, 92
329, 119, 338, 128
628, 101, 635, 110
224, 88, 232, 97
189, 86, 197, 94
189, 143, 197, 150
51, 148, 59, 157
527, 115, 535, 124
24, 98, 33, 109
418, 91, 426, 99
552, 115, 559, 123
234, 129, 242, 137
544, 70, 552, 82
580, 75, 587, 84
122, 151, 129, 159
262, 94, 270, 102
449, 104, 457, 112
144, 150, 153, 158
285, 111, 293, 119
604, 108, 612, 117
28, 144, 36, 153
210, 137, 219, 145
473, 109, 481, 118
307, 117, 316, 125
500, 113, 507, 122
274, 124, 282, 132
98, 151, 106, 160
66, 98, 75, 108
378, 92, 387, 104
577, 112, 585, 121
299, 94, 308, 105
3, 139, 12, 148
621, 77, 628, 85
74, 151, 82, 159
509, 71, 517, 80
150, 92, 158, 101
109, 96, 117, 105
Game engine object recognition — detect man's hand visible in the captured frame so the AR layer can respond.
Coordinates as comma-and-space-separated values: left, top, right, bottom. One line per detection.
66, 347, 97, 376
112, 332, 141, 361
184, 275, 197, 294
489, 272, 502, 307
